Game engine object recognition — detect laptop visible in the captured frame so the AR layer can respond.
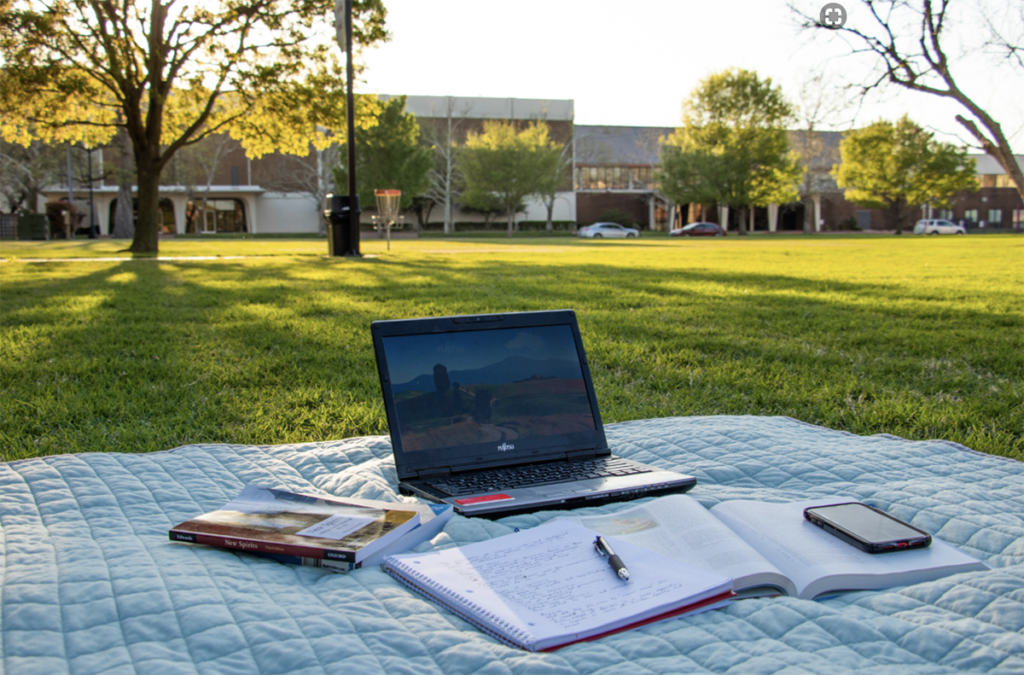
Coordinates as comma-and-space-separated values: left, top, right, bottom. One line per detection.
371, 310, 697, 517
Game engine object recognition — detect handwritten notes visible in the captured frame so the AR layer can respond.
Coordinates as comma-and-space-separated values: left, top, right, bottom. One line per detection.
384, 519, 732, 650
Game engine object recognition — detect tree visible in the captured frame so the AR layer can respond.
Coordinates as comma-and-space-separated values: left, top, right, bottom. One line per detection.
833, 116, 978, 233
0, 138, 65, 213
0, 0, 387, 253
535, 135, 573, 232
458, 121, 562, 238
333, 95, 431, 217
793, 0, 1024, 202
174, 133, 234, 234
791, 69, 852, 233
258, 141, 340, 236
420, 97, 471, 234
657, 69, 802, 235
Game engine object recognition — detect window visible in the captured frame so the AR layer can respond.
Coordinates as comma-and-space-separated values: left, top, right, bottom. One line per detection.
963, 209, 978, 225
988, 209, 1003, 225
185, 198, 247, 233
996, 175, 1012, 188
632, 167, 653, 188
938, 209, 953, 220
577, 166, 635, 190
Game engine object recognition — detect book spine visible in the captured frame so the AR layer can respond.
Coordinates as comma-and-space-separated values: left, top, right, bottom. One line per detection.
382, 558, 536, 651
169, 530, 355, 563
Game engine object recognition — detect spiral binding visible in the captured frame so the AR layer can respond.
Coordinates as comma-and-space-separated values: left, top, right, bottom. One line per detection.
383, 559, 538, 650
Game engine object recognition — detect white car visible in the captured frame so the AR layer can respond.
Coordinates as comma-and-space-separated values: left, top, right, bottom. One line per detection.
913, 219, 966, 235
577, 222, 640, 239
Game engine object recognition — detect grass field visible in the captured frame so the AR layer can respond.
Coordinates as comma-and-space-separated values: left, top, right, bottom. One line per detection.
2, 233, 1021, 463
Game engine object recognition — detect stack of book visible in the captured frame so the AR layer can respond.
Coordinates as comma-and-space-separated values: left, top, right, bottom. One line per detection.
169, 484, 454, 571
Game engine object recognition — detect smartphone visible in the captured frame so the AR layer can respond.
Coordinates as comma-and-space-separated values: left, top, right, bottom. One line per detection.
803, 502, 932, 554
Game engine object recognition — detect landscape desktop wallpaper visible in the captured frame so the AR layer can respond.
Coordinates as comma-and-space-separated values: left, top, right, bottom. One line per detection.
383, 326, 597, 452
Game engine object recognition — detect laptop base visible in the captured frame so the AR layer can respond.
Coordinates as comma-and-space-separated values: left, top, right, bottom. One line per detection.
400, 470, 697, 519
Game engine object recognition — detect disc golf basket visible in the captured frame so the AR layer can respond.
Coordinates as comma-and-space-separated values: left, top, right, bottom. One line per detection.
374, 189, 401, 250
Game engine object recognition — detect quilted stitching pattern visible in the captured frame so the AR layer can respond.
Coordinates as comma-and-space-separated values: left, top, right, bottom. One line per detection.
1, 416, 1021, 674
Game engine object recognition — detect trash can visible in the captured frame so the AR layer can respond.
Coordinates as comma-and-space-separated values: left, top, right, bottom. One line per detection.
323, 193, 361, 257
17, 213, 49, 240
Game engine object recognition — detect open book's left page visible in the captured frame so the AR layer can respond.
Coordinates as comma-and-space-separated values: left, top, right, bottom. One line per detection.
562, 495, 797, 597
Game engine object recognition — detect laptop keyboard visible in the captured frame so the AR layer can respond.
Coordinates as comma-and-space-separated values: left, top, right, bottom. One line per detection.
426, 457, 653, 496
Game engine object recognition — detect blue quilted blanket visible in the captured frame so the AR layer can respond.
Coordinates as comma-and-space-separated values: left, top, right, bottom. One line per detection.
2, 416, 1022, 674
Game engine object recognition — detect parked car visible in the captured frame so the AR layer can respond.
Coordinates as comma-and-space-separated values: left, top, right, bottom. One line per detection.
913, 219, 967, 235
670, 222, 725, 237
577, 222, 640, 239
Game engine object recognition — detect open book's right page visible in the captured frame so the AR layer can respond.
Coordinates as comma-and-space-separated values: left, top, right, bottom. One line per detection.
710, 499, 989, 600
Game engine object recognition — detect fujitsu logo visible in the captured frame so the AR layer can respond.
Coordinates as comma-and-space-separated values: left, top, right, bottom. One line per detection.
497, 443, 515, 452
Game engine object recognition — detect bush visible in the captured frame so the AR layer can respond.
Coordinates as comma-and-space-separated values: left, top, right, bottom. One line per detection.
597, 209, 635, 227
515, 220, 577, 232
420, 220, 577, 232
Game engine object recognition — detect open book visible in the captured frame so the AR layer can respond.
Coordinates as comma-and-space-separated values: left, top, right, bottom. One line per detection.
383, 519, 734, 652
563, 495, 988, 600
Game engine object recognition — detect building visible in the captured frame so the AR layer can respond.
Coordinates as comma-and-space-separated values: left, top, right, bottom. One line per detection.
574, 125, 674, 229
394, 95, 576, 227
24, 95, 1024, 235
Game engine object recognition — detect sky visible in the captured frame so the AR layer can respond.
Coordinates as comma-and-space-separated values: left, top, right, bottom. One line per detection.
358, 0, 1024, 149
383, 326, 581, 385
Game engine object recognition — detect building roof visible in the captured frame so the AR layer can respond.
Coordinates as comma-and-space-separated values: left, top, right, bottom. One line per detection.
383, 95, 574, 121
970, 154, 1024, 175
575, 125, 674, 166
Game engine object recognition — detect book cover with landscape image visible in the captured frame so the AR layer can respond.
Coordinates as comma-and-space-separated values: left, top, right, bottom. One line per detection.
383, 325, 597, 452
169, 485, 420, 563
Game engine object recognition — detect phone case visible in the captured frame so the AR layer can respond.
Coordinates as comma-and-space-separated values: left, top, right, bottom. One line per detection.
803, 503, 932, 554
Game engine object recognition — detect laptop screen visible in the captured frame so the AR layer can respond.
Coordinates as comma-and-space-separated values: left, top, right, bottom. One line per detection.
381, 324, 597, 454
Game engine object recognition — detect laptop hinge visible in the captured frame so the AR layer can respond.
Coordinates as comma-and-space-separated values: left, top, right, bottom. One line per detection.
413, 466, 451, 480
567, 449, 598, 461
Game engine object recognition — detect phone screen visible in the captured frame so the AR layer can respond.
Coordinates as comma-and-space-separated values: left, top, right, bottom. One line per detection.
808, 503, 926, 543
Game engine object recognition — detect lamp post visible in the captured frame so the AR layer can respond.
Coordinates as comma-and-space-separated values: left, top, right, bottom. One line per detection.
327, 0, 361, 257
85, 145, 98, 239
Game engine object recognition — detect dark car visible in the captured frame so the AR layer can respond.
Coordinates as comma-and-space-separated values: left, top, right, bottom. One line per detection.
669, 222, 725, 237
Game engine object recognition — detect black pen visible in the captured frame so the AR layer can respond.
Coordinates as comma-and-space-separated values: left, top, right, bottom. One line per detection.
594, 535, 630, 581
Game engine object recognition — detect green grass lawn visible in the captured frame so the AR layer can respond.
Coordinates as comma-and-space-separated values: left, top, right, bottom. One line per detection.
2, 234, 1021, 463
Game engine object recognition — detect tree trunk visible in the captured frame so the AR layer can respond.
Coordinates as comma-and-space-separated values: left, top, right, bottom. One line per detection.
891, 200, 903, 235
112, 183, 134, 239
545, 196, 554, 232
737, 206, 748, 235
507, 211, 515, 238
130, 163, 162, 252
112, 129, 135, 239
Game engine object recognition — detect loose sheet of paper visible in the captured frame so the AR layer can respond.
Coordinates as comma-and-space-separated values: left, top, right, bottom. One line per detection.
296, 514, 376, 540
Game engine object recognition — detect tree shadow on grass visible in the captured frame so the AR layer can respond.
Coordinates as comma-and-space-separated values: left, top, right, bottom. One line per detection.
1, 254, 1020, 462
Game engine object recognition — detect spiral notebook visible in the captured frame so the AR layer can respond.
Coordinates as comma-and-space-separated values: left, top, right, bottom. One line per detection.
381, 519, 733, 652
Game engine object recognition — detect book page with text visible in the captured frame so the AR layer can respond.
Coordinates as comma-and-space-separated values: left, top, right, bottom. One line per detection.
711, 499, 987, 599
562, 495, 795, 596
